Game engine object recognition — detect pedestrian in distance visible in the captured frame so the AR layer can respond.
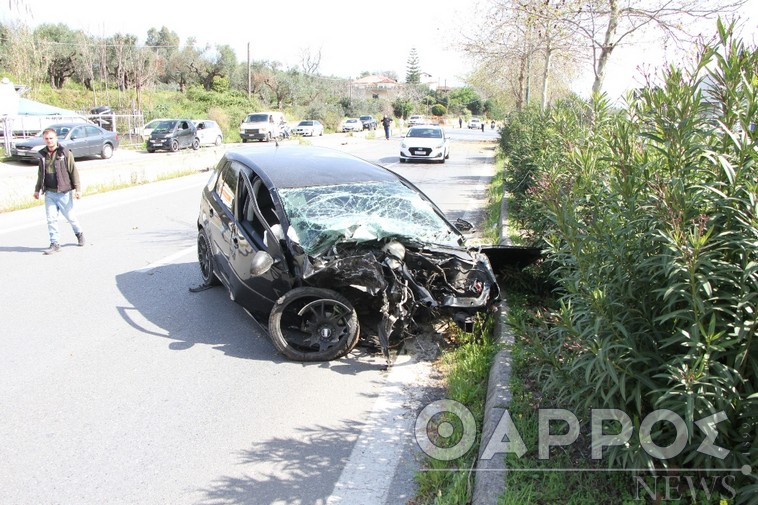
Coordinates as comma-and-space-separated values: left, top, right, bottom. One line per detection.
33, 127, 85, 255
458, 117, 462, 128
481, 122, 485, 132
381, 115, 392, 140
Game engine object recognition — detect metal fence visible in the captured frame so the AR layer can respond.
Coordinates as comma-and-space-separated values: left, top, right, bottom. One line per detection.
1, 113, 146, 154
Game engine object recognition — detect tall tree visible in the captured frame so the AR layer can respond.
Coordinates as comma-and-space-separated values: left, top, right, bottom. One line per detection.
146, 26, 180, 87
460, 0, 580, 111
35, 23, 80, 88
405, 47, 421, 85
539, 0, 747, 94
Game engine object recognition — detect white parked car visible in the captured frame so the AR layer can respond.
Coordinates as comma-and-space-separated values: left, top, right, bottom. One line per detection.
468, 117, 482, 129
399, 125, 450, 164
341, 118, 363, 133
293, 120, 324, 137
193, 119, 224, 146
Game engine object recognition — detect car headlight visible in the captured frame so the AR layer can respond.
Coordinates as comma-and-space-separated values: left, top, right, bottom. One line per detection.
401, 142, 407, 148
435, 142, 444, 149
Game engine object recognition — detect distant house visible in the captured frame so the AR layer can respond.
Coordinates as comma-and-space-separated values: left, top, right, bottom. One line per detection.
352, 74, 401, 100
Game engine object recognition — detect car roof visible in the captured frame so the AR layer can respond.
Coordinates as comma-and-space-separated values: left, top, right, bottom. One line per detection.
224, 145, 402, 189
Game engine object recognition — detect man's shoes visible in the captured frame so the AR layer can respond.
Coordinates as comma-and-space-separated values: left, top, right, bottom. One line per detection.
76, 232, 85, 246
43, 243, 60, 255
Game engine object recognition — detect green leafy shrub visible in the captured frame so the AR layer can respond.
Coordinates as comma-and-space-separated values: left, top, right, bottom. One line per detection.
506, 20, 757, 501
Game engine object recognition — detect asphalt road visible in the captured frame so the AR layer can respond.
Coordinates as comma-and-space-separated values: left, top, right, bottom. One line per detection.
0, 127, 500, 504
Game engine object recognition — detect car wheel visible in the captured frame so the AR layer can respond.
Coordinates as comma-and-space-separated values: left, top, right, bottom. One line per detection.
192, 137, 200, 150
197, 229, 220, 287
214, 135, 222, 146
399, 157, 406, 163
147, 147, 155, 153
242, 139, 248, 143
170, 139, 179, 152
268, 287, 360, 362
101, 143, 114, 159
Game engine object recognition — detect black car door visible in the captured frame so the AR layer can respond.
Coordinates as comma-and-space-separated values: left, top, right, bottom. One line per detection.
225, 170, 293, 315
204, 159, 239, 288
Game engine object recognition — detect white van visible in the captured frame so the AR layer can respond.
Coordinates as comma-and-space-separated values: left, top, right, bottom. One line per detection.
240, 111, 285, 142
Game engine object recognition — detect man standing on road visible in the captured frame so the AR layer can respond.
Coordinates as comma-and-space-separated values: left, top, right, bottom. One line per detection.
33, 128, 85, 255
381, 115, 392, 140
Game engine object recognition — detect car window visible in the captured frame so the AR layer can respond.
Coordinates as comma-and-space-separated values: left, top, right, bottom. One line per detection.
246, 114, 269, 122
214, 160, 240, 212
153, 120, 175, 133
56, 126, 71, 136
71, 126, 86, 138
238, 175, 282, 245
85, 126, 101, 136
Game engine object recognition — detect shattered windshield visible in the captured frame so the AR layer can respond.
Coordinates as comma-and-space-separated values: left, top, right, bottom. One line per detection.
279, 181, 461, 256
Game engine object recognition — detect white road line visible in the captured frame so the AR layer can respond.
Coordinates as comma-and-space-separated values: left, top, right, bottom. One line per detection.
135, 245, 197, 273
327, 354, 430, 505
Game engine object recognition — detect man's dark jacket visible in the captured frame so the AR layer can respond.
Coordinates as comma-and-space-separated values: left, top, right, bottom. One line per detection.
34, 145, 79, 194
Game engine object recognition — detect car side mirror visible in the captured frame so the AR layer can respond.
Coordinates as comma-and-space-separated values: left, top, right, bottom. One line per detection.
250, 250, 274, 276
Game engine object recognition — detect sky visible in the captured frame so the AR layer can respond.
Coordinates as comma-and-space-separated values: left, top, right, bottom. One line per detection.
3, 0, 758, 101
4, 0, 476, 87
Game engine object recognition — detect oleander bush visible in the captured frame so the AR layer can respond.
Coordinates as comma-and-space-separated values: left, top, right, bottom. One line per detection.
502, 20, 757, 502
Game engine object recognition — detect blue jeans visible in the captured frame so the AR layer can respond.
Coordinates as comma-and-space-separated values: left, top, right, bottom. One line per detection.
44, 191, 82, 244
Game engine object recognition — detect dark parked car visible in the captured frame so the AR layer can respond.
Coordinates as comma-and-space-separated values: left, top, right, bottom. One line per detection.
193, 145, 534, 363
146, 119, 198, 152
359, 115, 377, 130
10, 122, 120, 162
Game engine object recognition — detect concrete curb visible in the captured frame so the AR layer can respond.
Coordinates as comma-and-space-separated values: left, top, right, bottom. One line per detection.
472, 194, 513, 504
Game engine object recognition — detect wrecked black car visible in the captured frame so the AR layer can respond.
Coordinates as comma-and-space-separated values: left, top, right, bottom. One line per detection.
195, 145, 513, 362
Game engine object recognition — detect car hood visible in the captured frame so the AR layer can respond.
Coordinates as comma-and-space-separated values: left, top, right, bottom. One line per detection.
13, 137, 46, 149
402, 136, 446, 146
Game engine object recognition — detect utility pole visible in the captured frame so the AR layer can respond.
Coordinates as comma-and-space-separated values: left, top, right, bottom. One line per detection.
247, 42, 251, 100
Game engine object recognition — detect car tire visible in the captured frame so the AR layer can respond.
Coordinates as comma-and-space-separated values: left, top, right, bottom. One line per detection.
101, 143, 114, 159
197, 229, 221, 287
147, 147, 155, 153
242, 139, 248, 143
192, 137, 200, 150
170, 139, 179, 152
399, 158, 406, 163
268, 287, 360, 362
214, 135, 222, 146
